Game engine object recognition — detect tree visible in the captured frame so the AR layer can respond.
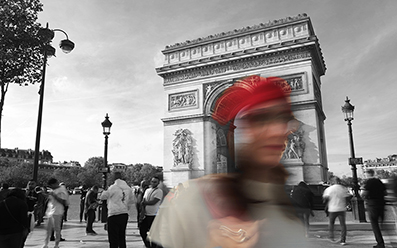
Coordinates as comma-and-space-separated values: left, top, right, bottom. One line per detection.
77, 157, 103, 188
125, 163, 160, 186
0, 0, 44, 147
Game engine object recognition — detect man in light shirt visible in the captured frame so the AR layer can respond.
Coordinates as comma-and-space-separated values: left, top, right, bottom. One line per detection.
100, 172, 134, 248
323, 177, 351, 246
139, 176, 163, 248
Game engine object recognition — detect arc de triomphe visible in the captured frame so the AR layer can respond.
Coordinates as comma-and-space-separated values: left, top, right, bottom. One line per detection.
156, 13, 328, 187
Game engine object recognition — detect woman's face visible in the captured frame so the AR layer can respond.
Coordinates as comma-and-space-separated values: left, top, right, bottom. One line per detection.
235, 99, 297, 168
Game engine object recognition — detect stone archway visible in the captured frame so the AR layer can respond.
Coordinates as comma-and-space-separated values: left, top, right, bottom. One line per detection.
158, 14, 328, 187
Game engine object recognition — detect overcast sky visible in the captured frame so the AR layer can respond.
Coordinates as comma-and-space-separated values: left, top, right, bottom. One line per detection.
3, 0, 397, 177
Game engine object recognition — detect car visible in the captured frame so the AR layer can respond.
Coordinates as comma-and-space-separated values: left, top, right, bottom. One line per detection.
72, 187, 82, 194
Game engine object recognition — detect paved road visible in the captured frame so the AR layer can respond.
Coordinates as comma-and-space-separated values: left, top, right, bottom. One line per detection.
24, 219, 397, 248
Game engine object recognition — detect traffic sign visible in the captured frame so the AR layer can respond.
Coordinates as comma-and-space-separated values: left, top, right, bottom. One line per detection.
349, 157, 363, 165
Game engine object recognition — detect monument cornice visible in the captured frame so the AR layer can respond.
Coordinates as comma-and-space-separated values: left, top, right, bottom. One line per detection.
163, 13, 312, 51
162, 114, 205, 125
157, 13, 326, 76
159, 46, 323, 85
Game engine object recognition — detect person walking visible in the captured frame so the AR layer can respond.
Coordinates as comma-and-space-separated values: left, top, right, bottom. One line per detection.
43, 178, 69, 248
26, 180, 38, 230
136, 180, 149, 224
322, 177, 350, 246
290, 181, 314, 237
34, 186, 46, 226
80, 186, 88, 222
362, 169, 387, 248
100, 172, 134, 248
139, 176, 163, 248
59, 182, 69, 222
85, 185, 99, 235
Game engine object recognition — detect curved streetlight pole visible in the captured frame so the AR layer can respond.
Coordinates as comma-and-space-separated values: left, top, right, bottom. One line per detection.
32, 23, 75, 182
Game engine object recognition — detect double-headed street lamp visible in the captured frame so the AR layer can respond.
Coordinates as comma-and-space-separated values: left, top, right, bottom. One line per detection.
32, 23, 75, 182
342, 96, 366, 222
100, 113, 112, 223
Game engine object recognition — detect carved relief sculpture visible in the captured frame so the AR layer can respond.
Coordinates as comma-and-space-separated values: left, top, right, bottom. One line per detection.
282, 130, 305, 160
172, 129, 194, 168
169, 91, 197, 110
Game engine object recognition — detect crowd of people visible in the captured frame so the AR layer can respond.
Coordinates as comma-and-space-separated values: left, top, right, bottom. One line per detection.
1, 75, 396, 248
0, 178, 70, 248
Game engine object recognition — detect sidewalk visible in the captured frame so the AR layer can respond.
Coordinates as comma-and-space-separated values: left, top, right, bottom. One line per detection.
24, 220, 145, 248
24, 219, 397, 248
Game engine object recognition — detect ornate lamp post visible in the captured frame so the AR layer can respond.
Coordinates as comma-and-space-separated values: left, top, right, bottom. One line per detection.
341, 96, 366, 222
33, 23, 75, 182
100, 113, 112, 223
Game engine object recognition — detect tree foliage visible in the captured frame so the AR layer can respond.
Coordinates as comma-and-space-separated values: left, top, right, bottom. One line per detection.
125, 163, 160, 186
77, 157, 104, 188
0, 0, 44, 147
0, 157, 162, 189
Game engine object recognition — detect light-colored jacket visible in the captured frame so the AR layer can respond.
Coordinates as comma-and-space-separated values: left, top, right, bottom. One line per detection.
100, 179, 134, 217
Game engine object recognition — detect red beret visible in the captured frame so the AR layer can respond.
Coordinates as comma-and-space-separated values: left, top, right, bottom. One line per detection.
212, 75, 291, 126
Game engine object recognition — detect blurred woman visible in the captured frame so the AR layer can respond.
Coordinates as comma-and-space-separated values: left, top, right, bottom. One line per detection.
149, 75, 312, 248
0, 188, 29, 248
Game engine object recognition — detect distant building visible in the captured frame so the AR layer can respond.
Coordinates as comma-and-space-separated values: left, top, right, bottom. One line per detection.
361, 154, 397, 174
0, 148, 53, 164
0, 147, 81, 169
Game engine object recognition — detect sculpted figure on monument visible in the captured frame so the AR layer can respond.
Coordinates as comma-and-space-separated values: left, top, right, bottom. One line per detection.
283, 131, 305, 160
172, 129, 193, 167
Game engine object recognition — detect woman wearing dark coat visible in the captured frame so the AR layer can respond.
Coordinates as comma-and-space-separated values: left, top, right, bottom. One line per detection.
291, 181, 314, 237
0, 188, 29, 248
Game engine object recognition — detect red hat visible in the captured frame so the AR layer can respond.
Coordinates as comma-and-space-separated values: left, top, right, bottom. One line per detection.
212, 75, 291, 126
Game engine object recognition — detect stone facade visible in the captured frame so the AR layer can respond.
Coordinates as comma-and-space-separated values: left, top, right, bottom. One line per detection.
157, 13, 328, 187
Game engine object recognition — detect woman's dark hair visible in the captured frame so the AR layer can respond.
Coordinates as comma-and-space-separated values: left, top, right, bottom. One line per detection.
7, 188, 26, 201
47, 178, 58, 185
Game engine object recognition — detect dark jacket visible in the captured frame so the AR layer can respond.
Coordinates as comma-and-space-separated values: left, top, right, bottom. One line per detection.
0, 196, 29, 235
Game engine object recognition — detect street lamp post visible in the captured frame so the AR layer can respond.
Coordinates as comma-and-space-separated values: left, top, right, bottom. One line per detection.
32, 23, 75, 182
342, 96, 366, 222
100, 113, 112, 223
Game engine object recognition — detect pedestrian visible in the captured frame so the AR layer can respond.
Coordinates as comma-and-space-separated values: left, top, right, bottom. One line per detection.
291, 181, 314, 237
362, 169, 387, 248
59, 182, 69, 222
34, 186, 46, 226
100, 171, 134, 248
0, 182, 10, 201
139, 176, 163, 248
26, 180, 38, 230
43, 178, 69, 248
322, 177, 350, 246
148, 75, 311, 247
80, 186, 88, 222
0, 188, 29, 248
136, 180, 149, 224
85, 185, 99, 235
